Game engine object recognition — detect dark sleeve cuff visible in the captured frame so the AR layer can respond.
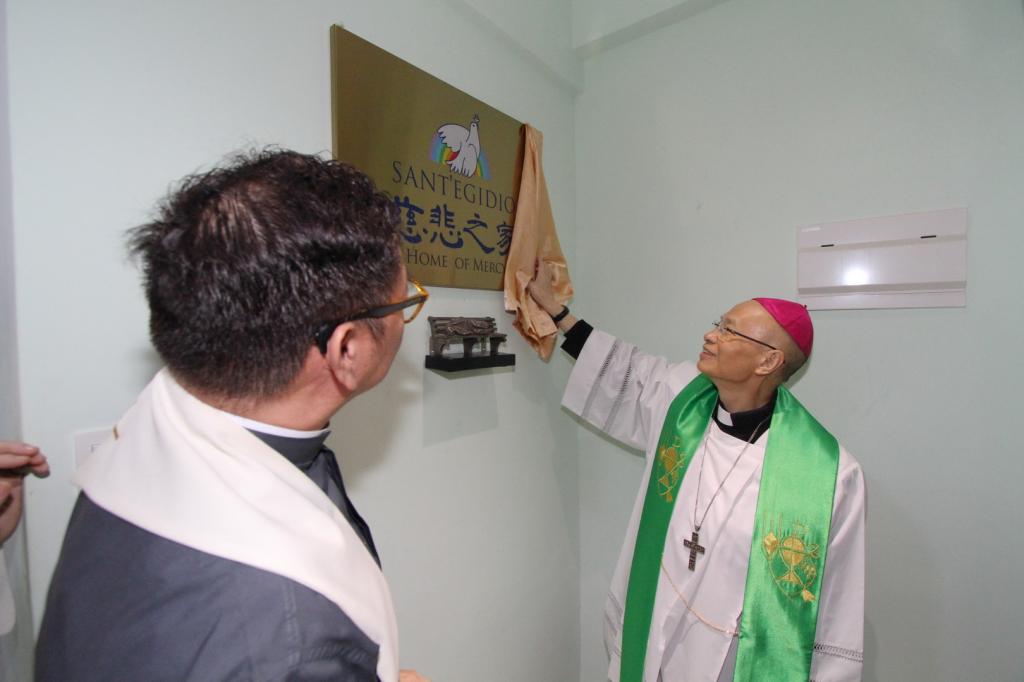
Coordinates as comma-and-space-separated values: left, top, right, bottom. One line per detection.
560, 319, 593, 359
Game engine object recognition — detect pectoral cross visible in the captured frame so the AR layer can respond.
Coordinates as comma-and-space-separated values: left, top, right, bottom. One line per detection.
683, 531, 705, 570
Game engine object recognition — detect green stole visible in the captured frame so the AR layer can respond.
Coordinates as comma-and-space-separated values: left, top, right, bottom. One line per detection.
619, 374, 839, 682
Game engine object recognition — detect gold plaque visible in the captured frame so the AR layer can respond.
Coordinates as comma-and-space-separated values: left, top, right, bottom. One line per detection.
331, 26, 523, 290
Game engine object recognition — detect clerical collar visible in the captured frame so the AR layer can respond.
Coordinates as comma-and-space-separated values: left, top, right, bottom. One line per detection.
226, 414, 329, 440
221, 412, 331, 467
713, 392, 776, 444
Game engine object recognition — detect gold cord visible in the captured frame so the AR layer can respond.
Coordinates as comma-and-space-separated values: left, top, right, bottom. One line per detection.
659, 559, 739, 637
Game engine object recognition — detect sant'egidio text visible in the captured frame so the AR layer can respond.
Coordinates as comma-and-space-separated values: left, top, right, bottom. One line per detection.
392, 161, 515, 213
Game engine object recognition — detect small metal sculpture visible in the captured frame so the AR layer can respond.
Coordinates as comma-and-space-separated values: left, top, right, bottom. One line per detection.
428, 316, 507, 357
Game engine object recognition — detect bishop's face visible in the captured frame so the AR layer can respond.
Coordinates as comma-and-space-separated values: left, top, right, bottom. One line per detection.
697, 300, 777, 386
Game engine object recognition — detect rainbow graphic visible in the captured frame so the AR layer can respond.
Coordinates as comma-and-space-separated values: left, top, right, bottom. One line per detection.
429, 133, 491, 181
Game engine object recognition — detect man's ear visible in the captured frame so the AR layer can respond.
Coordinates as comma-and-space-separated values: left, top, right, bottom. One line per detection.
754, 349, 786, 377
324, 321, 366, 393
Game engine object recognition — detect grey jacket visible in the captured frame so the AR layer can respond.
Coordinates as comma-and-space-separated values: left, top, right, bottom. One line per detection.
36, 436, 382, 681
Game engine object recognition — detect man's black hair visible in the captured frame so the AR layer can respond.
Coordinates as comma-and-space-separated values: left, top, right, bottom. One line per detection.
128, 148, 401, 400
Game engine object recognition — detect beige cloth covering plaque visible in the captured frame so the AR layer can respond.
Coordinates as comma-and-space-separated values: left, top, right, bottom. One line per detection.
504, 125, 573, 360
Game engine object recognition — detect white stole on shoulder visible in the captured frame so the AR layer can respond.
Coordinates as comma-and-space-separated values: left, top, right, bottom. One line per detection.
75, 369, 399, 681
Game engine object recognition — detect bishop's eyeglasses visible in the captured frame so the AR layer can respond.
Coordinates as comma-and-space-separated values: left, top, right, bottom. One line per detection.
710, 318, 778, 351
314, 279, 429, 354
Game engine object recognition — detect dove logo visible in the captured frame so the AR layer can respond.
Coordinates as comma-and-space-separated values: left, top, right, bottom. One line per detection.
430, 114, 491, 180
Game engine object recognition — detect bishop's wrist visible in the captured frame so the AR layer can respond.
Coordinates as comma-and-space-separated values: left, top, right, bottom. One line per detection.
550, 306, 570, 323
538, 300, 561, 317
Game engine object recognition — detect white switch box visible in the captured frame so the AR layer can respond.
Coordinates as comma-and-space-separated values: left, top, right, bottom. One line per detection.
73, 428, 113, 467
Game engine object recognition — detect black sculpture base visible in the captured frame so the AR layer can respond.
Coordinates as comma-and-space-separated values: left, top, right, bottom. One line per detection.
424, 353, 516, 373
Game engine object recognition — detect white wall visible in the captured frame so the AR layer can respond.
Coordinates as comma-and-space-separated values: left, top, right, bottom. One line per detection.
573, 1, 1024, 680
447, 0, 581, 91
571, 0, 730, 56
7, 1, 579, 680
0, 1, 34, 678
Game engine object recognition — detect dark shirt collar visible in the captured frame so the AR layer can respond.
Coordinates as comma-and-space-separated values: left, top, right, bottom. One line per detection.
217, 410, 331, 467
245, 429, 331, 468
712, 391, 776, 444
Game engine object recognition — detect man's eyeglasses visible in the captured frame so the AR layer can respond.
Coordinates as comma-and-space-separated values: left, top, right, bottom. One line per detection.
710, 319, 778, 351
314, 279, 429, 354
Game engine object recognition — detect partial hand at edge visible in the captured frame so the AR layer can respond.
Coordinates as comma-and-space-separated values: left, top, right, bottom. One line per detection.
0, 441, 49, 546
0, 441, 50, 479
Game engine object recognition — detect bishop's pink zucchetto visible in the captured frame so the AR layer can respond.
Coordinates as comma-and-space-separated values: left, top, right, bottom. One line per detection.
752, 297, 813, 358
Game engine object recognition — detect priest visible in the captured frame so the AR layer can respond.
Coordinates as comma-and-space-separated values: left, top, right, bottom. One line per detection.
529, 263, 865, 682
37, 150, 430, 682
